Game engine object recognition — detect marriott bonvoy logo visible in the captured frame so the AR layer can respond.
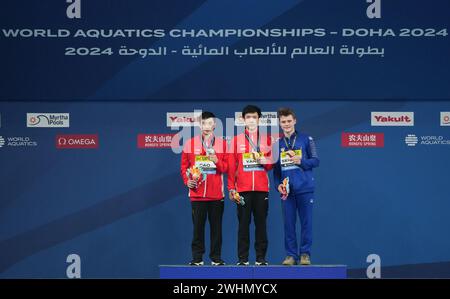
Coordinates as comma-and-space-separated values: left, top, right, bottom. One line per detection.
371, 112, 414, 126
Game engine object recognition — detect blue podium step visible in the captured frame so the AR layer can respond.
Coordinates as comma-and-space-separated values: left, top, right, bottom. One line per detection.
159, 265, 347, 279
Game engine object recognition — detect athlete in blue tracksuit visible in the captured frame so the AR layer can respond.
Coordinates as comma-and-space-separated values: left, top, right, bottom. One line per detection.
273, 108, 320, 265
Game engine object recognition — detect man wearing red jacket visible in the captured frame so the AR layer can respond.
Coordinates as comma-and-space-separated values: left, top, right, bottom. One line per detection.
228, 105, 274, 266
180, 111, 228, 266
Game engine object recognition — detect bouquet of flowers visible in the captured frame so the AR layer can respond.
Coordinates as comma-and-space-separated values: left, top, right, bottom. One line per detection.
186, 165, 206, 187
281, 177, 290, 200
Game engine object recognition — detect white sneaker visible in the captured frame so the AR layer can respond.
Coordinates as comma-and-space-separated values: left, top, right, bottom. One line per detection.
189, 260, 204, 266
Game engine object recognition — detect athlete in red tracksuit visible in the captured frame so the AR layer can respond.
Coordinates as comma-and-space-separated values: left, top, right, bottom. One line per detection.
228, 105, 273, 265
180, 112, 227, 266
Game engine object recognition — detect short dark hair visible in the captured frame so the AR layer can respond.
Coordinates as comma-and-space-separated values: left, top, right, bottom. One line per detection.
201, 111, 216, 120
242, 105, 262, 118
277, 107, 296, 119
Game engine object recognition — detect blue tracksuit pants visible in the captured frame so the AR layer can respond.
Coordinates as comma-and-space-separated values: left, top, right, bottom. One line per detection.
281, 192, 314, 260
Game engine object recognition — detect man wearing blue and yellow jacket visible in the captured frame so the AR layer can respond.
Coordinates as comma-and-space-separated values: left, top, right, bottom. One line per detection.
273, 108, 320, 265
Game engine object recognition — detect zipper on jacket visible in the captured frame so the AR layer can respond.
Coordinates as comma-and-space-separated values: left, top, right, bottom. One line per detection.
221, 174, 224, 197
252, 171, 255, 191
203, 175, 208, 198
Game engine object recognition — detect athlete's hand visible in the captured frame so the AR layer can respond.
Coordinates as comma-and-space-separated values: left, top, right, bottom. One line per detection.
187, 179, 198, 189
229, 190, 237, 202
257, 156, 267, 165
208, 154, 218, 164
291, 155, 301, 165
278, 184, 287, 195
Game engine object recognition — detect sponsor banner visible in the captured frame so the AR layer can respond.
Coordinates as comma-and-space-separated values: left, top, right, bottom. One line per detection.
441, 112, 450, 126
137, 133, 179, 149
405, 134, 450, 147
0, 135, 5, 148
167, 112, 201, 127
341, 132, 384, 148
234, 112, 278, 126
371, 112, 414, 126
0, 135, 38, 148
404, 134, 419, 146
56, 134, 99, 149
27, 113, 70, 127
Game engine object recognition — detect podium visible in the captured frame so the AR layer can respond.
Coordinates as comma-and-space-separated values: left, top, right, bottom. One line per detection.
159, 265, 347, 279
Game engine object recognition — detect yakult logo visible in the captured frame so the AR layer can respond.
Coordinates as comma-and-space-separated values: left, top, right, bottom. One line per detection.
167, 112, 201, 127
371, 112, 414, 126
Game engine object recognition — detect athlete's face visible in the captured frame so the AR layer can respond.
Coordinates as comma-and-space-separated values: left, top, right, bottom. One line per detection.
279, 115, 296, 134
200, 117, 215, 136
244, 112, 260, 131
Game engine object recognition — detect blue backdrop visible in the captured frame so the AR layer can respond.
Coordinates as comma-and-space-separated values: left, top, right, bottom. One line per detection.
0, 0, 450, 278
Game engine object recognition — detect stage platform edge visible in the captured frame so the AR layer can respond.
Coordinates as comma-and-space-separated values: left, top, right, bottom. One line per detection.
159, 264, 347, 279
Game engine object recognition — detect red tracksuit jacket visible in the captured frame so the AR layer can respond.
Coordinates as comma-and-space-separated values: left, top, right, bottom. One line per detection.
227, 129, 274, 193
180, 135, 228, 201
